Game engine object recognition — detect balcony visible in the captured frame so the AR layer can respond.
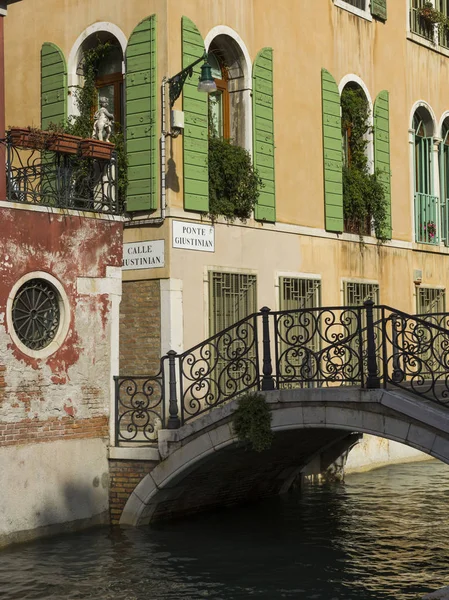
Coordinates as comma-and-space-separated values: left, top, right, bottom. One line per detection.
3, 128, 123, 215
414, 192, 439, 244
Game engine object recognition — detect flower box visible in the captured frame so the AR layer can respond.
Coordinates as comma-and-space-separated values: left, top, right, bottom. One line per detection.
79, 139, 115, 160
8, 127, 81, 155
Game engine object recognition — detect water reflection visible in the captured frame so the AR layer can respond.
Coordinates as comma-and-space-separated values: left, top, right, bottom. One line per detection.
0, 460, 448, 599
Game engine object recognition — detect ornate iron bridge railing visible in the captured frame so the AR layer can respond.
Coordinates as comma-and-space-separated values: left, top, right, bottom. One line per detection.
114, 302, 449, 444
3, 134, 121, 215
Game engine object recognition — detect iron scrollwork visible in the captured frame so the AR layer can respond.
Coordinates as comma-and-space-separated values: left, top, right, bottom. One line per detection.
179, 315, 260, 422
4, 138, 120, 215
115, 372, 164, 443
384, 309, 449, 407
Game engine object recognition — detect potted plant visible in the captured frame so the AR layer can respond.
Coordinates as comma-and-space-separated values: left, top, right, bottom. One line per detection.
79, 138, 115, 160
8, 126, 81, 155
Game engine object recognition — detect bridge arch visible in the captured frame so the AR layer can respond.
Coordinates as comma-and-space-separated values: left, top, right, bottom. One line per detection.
120, 388, 449, 526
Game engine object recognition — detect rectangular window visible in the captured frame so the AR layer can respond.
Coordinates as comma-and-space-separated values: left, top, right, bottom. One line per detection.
209, 272, 257, 335
437, 0, 449, 47
279, 277, 321, 311
344, 0, 366, 8
208, 271, 258, 397
410, 0, 435, 41
334, 0, 371, 19
343, 281, 379, 305
416, 287, 446, 314
278, 277, 321, 389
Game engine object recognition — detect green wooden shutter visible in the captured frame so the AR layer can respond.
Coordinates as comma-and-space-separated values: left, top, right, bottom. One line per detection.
41, 43, 67, 129
126, 15, 157, 212
371, 0, 387, 21
253, 48, 275, 222
182, 16, 208, 212
374, 90, 392, 239
321, 68, 343, 233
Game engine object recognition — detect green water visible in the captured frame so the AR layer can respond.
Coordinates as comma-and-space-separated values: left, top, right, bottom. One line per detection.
0, 460, 448, 599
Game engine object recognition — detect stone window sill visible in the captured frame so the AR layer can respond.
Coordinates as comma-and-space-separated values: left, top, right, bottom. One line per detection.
407, 31, 449, 58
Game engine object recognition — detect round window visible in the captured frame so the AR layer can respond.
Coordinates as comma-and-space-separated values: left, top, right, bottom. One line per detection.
12, 278, 61, 350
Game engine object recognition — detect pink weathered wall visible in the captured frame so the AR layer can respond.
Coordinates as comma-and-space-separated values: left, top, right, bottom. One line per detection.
0, 206, 122, 444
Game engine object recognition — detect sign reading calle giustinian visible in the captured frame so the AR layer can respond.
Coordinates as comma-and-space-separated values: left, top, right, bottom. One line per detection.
122, 240, 165, 270
172, 220, 215, 252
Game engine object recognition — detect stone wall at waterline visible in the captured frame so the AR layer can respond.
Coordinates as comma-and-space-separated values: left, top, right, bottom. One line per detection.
0, 204, 123, 545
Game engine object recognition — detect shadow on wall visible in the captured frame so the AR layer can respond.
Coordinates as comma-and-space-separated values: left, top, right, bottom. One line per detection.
1, 475, 110, 549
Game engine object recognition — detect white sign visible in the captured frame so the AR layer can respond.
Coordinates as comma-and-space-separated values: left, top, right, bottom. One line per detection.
122, 240, 165, 270
172, 220, 215, 252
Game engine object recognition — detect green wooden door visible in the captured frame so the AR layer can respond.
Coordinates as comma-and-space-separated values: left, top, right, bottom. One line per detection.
321, 69, 343, 232
374, 90, 392, 239
41, 43, 67, 129
252, 48, 275, 222
182, 16, 208, 213
125, 15, 158, 212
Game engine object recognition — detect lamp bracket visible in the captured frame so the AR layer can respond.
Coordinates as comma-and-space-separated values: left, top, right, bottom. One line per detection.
167, 52, 207, 108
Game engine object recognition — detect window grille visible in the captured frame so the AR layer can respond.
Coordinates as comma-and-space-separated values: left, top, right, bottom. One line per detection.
279, 277, 321, 311
410, 0, 436, 41
416, 287, 446, 314
278, 278, 321, 389
208, 272, 258, 397
209, 272, 257, 335
343, 281, 379, 306
343, 281, 380, 383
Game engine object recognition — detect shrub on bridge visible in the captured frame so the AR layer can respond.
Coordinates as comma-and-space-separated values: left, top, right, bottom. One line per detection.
232, 393, 273, 452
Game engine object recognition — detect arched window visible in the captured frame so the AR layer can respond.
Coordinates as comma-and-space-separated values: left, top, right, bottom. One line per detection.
340, 82, 373, 235
77, 33, 124, 129
208, 52, 230, 139
413, 107, 437, 243
206, 34, 250, 149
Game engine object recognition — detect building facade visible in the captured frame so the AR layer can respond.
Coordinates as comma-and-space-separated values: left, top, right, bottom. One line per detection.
0, 1, 124, 545
3, 0, 449, 532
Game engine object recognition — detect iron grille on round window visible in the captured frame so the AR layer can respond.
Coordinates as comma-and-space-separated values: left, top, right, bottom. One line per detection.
12, 279, 61, 350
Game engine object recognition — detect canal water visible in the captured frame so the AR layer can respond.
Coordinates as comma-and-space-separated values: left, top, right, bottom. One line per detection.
1, 459, 449, 599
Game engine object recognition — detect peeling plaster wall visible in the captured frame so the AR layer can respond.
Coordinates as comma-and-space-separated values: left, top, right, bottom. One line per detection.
0, 206, 123, 544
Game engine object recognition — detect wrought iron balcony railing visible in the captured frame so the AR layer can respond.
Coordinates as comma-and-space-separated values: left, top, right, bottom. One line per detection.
3, 133, 122, 215
114, 302, 449, 445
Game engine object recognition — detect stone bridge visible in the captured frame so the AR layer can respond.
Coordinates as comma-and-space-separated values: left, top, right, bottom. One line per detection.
111, 303, 449, 525
117, 386, 449, 526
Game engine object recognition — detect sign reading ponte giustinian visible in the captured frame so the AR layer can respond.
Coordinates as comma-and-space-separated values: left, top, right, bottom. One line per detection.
122, 240, 165, 270
172, 220, 215, 252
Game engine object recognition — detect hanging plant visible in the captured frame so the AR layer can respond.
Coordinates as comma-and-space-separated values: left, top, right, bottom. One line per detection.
341, 86, 388, 242
232, 392, 273, 452
208, 127, 262, 222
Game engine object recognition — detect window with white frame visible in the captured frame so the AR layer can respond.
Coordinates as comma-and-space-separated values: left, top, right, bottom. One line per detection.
416, 287, 446, 314
410, 0, 449, 48
334, 0, 371, 20
278, 277, 321, 389
413, 107, 438, 244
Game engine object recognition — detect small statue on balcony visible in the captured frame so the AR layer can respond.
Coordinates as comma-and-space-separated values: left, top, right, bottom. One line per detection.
92, 97, 114, 142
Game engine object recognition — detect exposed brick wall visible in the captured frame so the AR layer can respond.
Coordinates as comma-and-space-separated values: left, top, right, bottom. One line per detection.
0, 416, 108, 447
109, 459, 158, 524
119, 280, 161, 375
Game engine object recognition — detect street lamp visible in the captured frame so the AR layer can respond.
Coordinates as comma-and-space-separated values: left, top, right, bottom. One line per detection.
167, 52, 217, 108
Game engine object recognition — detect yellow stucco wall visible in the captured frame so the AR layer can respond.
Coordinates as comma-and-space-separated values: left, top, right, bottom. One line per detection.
5, 0, 449, 350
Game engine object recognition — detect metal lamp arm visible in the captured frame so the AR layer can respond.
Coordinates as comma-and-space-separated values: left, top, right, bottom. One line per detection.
167, 52, 207, 108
